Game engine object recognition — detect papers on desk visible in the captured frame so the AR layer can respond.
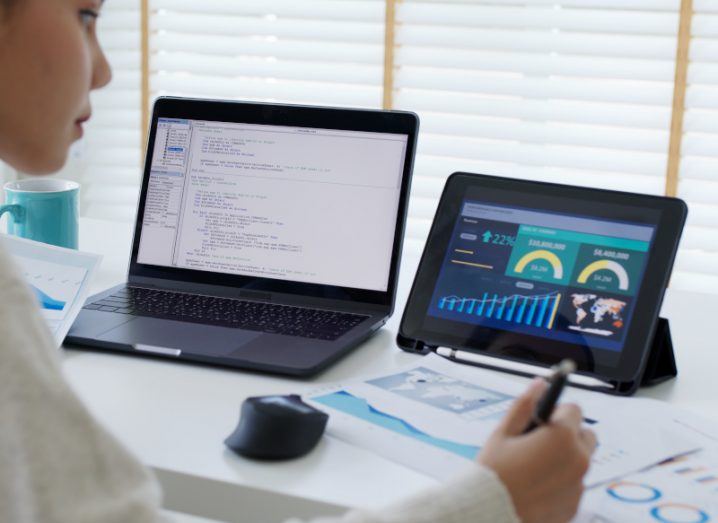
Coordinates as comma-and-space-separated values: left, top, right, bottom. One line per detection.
305, 354, 702, 488
1, 235, 100, 346
574, 450, 718, 523
574, 412, 718, 522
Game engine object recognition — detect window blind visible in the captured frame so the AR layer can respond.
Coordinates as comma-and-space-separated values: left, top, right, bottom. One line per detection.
75, 0, 386, 223
65, 0, 718, 295
672, 0, 718, 294
392, 0, 680, 245
149, 0, 385, 108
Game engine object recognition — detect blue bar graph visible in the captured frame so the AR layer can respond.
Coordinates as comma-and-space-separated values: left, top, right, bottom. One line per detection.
516, 298, 527, 323
496, 297, 508, 320
506, 296, 518, 322
525, 297, 538, 325
466, 300, 476, 314
486, 294, 498, 318
536, 296, 550, 327
438, 292, 562, 330
477, 293, 488, 316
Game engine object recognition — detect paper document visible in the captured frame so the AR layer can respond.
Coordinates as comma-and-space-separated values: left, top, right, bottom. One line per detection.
306, 354, 701, 487
1, 234, 101, 346
575, 450, 718, 522
574, 411, 718, 522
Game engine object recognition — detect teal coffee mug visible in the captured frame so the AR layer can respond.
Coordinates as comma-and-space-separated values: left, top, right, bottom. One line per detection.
0, 179, 80, 249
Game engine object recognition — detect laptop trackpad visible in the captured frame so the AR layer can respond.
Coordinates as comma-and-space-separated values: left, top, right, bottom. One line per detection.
98, 318, 261, 356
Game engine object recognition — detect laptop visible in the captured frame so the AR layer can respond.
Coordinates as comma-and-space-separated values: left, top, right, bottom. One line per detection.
66, 97, 418, 376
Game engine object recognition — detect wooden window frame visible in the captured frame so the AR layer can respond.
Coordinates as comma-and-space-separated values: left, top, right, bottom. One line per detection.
139, 0, 694, 198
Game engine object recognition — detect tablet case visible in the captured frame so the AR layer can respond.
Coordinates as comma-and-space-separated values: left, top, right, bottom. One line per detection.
637, 317, 677, 389
397, 317, 677, 396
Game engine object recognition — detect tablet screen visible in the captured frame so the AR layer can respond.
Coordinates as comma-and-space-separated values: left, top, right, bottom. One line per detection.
428, 199, 656, 354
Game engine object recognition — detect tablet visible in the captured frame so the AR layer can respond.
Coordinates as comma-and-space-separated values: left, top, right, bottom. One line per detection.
399, 173, 687, 388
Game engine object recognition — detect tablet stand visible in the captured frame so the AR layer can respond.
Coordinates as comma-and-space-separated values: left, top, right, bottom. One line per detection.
397, 317, 677, 396
624, 317, 677, 392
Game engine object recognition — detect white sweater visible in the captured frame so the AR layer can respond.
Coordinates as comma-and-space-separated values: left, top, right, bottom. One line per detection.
0, 244, 520, 523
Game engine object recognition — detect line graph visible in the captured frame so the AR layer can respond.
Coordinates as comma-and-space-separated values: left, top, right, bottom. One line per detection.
313, 389, 481, 459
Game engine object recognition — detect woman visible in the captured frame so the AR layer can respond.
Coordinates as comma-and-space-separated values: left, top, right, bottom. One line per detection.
0, 1, 597, 522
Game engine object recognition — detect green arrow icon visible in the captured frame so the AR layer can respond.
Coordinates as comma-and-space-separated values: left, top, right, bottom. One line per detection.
482, 231, 492, 243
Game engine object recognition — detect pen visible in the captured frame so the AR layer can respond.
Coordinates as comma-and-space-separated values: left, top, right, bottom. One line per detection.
434, 347, 614, 390
523, 359, 576, 434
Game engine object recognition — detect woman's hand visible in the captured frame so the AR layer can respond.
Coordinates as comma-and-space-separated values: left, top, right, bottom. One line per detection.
479, 379, 597, 523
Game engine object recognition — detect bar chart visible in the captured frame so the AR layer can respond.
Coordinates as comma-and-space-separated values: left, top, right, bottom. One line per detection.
437, 291, 562, 330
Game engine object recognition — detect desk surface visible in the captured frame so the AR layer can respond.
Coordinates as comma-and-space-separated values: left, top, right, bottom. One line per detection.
62, 218, 717, 522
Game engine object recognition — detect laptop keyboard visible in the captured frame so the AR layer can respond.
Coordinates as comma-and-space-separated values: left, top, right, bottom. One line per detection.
83, 287, 369, 341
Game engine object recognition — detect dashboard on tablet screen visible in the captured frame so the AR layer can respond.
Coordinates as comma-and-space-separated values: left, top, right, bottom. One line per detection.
427, 200, 656, 354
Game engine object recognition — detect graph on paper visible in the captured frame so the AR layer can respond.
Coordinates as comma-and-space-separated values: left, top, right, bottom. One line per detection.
4, 234, 122, 345
307, 354, 702, 490
31, 285, 67, 311
19, 257, 89, 336
312, 390, 481, 460
576, 450, 718, 523
367, 367, 513, 417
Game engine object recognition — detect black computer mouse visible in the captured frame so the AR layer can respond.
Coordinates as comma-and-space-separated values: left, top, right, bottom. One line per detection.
224, 394, 329, 460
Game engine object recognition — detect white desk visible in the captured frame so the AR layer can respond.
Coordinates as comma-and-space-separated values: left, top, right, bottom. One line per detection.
62, 218, 717, 523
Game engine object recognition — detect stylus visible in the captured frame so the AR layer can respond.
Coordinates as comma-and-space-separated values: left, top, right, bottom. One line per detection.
435, 347, 614, 390
522, 359, 575, 433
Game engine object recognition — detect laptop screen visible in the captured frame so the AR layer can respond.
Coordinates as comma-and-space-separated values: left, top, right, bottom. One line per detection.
136, 118, 408, 292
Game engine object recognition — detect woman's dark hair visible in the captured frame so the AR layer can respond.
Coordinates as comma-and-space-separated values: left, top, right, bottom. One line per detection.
0, 0, 15, 11
1, 0, 17, 10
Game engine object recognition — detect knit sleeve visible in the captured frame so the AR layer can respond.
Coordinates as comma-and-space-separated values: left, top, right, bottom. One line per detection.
291, 464, 521, 523
0, 243, 168, 523
0, 239, 519, 523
